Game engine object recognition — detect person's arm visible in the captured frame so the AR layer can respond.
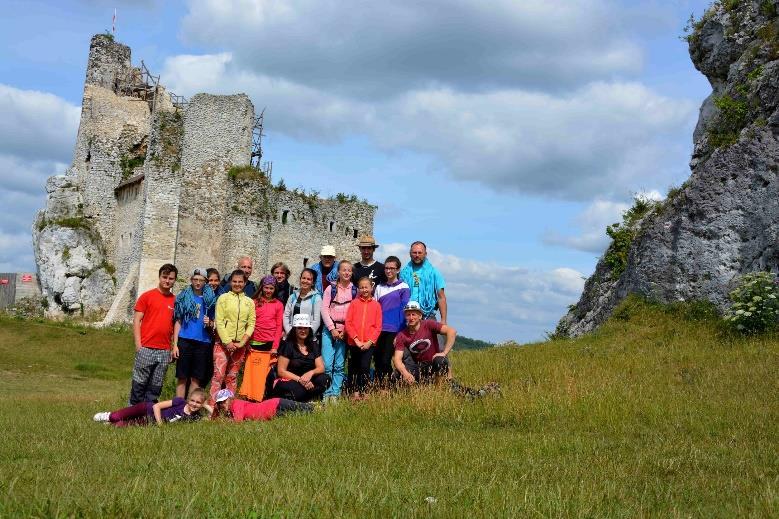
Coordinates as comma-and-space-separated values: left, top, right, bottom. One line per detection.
310, 295, 322, 332
367, 302, 382, 345
133, 311, 144, 352
433, 324, 457, 357
282, 295, 294, 334
172, 320, 182, 359
202, 403, 214, 416
152, 400, 174, 424
276, 355, 300, 383
437, 288, 447, 325
272, 303, 283, 351
321, 285, 335, 331
215, 296, 230, 345
299, 355, 325, 390
241, 298, 255, 348
344, 303, 359, 346
393, 349, 415, 385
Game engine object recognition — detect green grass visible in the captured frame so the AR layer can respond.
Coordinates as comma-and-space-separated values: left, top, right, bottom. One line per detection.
0, 298, 777, 517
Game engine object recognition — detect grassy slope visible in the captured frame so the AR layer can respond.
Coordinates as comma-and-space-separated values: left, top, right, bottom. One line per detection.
0, 299, 777, 517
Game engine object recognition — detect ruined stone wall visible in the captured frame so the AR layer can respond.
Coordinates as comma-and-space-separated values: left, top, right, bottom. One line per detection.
84, 34, 132, 91
265, 192, 376, 281
176, 94, 254, 278
137, 109, 183, 293
113, 177, 145, 283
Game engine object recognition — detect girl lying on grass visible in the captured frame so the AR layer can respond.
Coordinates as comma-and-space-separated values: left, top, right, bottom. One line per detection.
93, 388, 210, 426
211, 389, 313, 421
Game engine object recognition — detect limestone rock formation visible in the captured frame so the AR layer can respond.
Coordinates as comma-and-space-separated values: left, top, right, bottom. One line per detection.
557, 1, 779, 337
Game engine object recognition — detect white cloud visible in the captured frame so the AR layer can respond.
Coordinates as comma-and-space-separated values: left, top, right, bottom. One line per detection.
0, 84, 80, 162
162, 54, 695, 201
0, 85, 78, 271
181, 0, 644, 97
379, 243, 584, 342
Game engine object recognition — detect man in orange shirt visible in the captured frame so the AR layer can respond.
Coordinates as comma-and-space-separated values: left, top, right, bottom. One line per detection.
129, 263, 178, 404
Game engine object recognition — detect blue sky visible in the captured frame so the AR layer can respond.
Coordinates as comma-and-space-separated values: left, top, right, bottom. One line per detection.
0, 0, 713, 341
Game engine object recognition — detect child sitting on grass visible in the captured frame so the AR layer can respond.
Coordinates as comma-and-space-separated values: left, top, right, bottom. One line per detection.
93, 388, 210, 426
212, 389, 313, 421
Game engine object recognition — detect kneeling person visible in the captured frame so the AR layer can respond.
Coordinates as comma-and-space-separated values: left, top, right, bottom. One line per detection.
393, 301, 456, 384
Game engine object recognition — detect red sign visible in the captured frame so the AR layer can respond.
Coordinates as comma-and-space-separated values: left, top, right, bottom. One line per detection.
21, 274, 33, 282
0, 279, 8, 285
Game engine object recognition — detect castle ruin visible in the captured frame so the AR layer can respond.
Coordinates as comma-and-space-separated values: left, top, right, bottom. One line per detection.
33, 34, 376, 323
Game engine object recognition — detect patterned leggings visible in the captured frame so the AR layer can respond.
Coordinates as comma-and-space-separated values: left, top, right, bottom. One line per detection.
208, 341, 247, 405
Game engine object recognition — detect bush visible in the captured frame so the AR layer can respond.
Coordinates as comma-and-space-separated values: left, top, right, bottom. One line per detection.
708, 94, 749, 148
603, 195, 659, 279
227, 165, 266, 182
724, 272, 779, 333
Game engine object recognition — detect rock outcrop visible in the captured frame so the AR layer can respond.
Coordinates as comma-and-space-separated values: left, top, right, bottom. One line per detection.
557, 1, 779, 337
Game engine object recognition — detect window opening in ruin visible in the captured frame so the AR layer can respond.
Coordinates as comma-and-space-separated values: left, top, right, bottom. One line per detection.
329, 222, 334, 232
303, 257, 309, 268
345, 227, 350, 237
282, 210, 289, 224
353, 229, 358, 239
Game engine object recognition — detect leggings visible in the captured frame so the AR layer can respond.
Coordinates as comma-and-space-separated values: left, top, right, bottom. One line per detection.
348, 345, 375, 393
373, 331, 396, 386
109, 402, 153, 427
209, 341, 247, 405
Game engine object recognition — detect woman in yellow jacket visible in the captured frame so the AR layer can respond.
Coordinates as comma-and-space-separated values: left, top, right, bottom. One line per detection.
208, 270, 256, 406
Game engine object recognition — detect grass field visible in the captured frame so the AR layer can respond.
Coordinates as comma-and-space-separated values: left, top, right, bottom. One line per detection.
0, 297, 777, 517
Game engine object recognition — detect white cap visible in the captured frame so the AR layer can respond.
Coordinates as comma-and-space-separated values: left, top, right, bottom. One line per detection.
320, 245, 336, 257
292, 313, 313, 329
403, 301, 423, 313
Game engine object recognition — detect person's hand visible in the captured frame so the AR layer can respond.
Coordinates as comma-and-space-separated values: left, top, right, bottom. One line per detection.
135, 342, 142, 353
433, 352, 447, 359
360, 343, 370, 351
354, 338, 363, 348
203, 316, 211, 327
299, 372, 312, 384
403, 372, 416, 385
270, 349, 278, 358
172, 345, 180, 360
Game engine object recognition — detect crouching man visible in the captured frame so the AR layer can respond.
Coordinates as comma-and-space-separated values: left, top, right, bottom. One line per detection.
392, 301, 456, 384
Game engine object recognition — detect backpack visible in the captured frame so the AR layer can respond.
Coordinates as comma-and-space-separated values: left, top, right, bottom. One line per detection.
329, 283, 357, 306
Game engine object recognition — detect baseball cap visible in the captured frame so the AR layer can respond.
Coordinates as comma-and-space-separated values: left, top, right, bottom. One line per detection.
403, 301, 423, 313
191, 267, 208, 277
215, 389, 234, 403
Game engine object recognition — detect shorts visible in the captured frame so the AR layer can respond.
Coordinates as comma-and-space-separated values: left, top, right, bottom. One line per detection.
175, 337, 212, 381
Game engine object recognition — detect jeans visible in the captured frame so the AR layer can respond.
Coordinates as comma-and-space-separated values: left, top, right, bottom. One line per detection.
321, 329, 346, 397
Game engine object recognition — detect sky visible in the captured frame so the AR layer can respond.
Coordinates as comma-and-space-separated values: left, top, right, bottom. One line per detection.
0, 0, 714, 342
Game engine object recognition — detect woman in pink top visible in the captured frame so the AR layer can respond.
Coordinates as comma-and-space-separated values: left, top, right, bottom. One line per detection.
239, 276, 284, 401
320, 260, 355, 400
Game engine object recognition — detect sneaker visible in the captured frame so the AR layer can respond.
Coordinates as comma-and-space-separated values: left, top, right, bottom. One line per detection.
93, 412, 110, 423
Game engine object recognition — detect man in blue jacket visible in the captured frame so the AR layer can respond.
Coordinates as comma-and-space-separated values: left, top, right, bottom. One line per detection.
217, 256, 257, 297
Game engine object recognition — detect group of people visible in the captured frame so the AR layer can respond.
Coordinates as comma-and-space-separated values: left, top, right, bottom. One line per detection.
94, 237, 458, 426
